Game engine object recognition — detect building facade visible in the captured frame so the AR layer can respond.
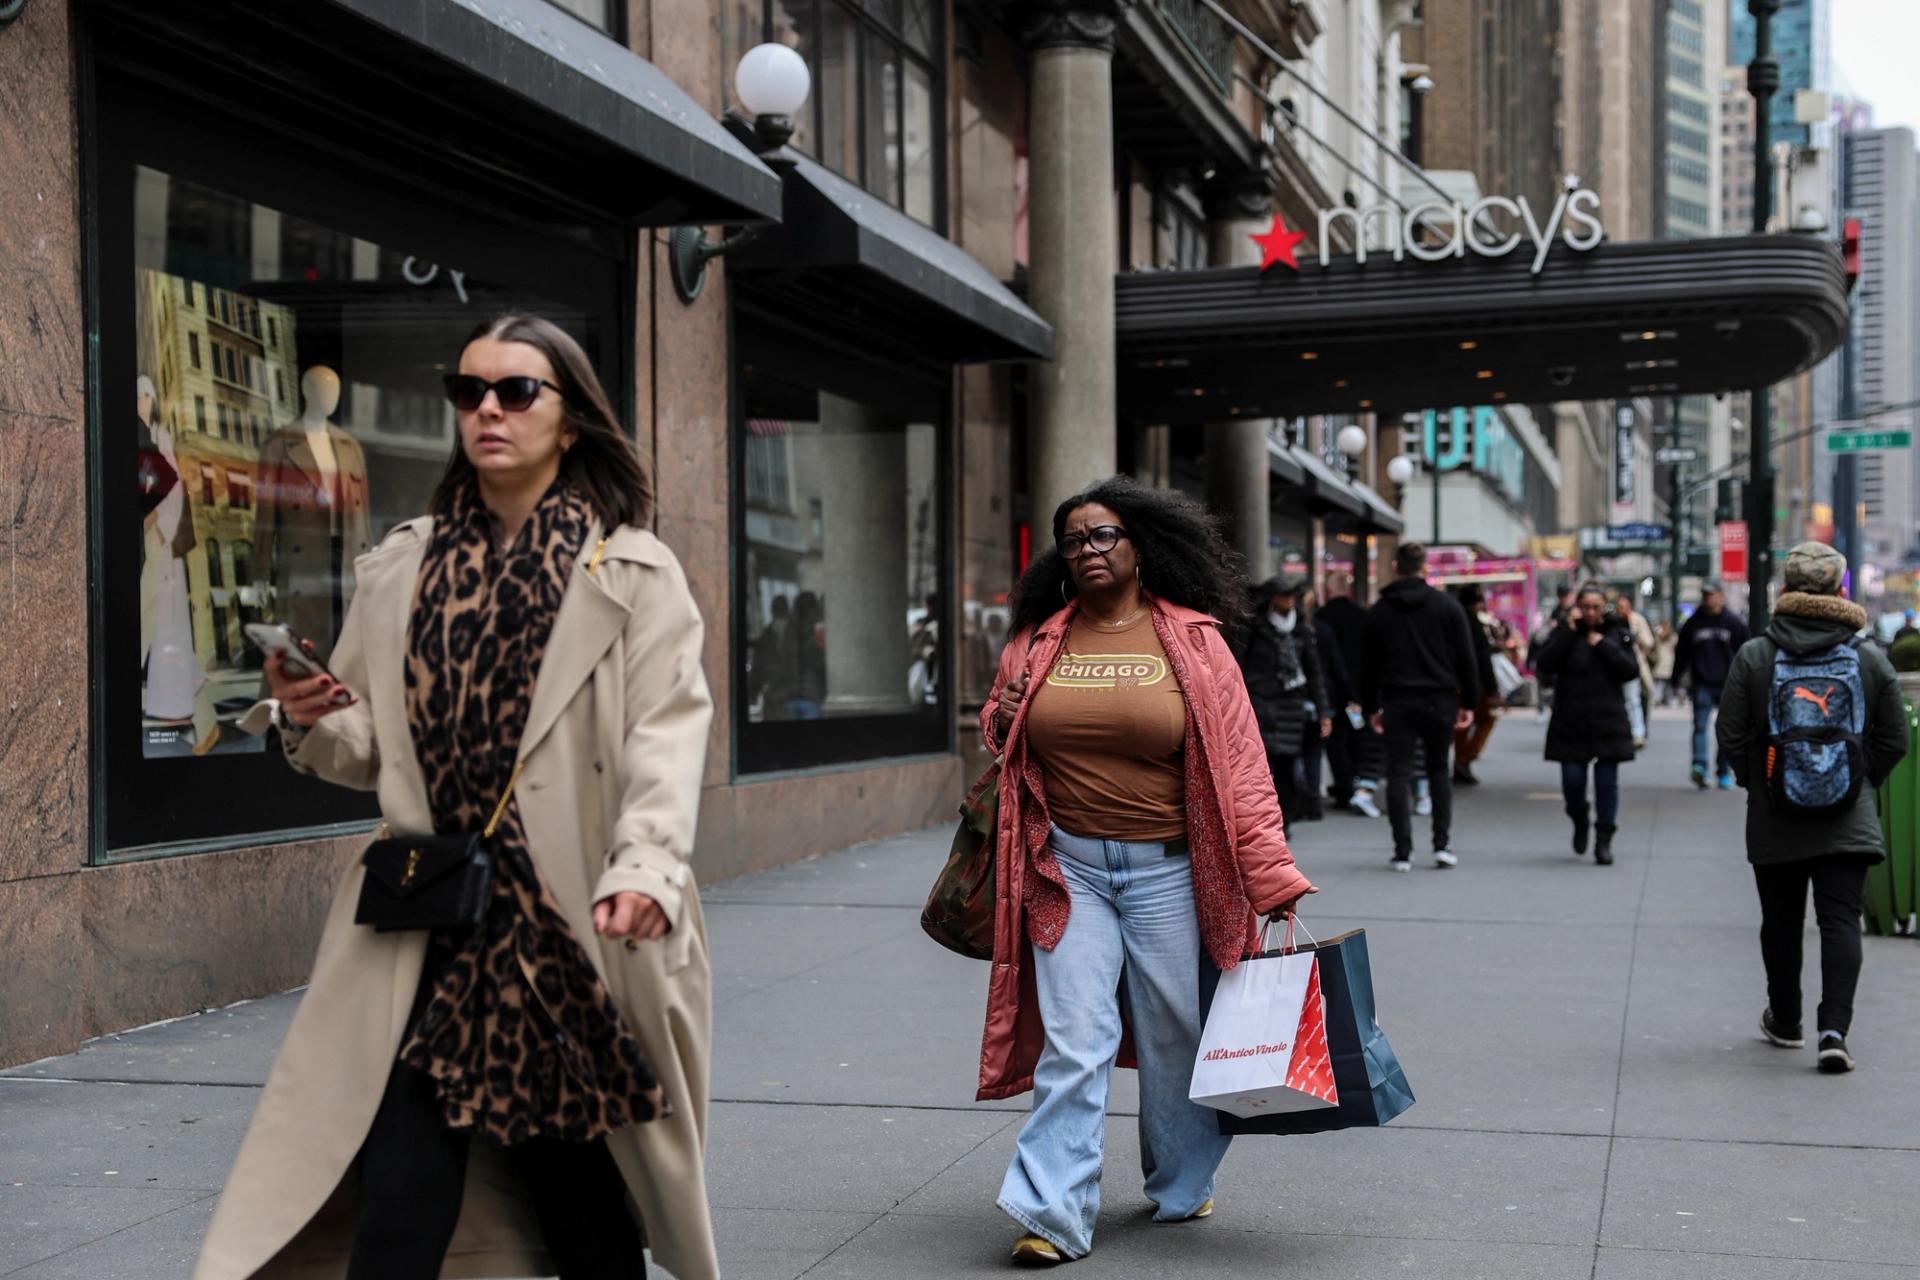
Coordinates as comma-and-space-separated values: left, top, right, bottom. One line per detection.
1665, 0, 1723, 237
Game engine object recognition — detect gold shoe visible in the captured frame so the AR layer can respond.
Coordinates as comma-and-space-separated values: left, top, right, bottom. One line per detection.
1189, 1197, 1214, 1219
1011, 1234, 1064, 1266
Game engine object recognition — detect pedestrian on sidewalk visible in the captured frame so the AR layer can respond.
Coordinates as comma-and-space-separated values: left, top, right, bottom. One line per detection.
1616, 592, 1656, 749
979, 476, 1317, 1266
1450, 583, 1502, 786
1717, 543, 1909, 1074
200, 316, 718, 1280
1652, 618, 1679, 706
1233, 575, 1330, 840
1317, 572, 1384, 818
1536, 584, 1641, 864
1674, 582, 1751, 789
1362, 542, 1480, 871
1300, 584, 1355, 821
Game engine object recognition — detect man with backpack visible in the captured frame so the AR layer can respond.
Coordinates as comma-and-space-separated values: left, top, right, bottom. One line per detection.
1717, 543, 1910, 1074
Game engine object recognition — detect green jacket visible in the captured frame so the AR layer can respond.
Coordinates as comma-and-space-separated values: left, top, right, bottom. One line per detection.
1717, 592, 1910, 866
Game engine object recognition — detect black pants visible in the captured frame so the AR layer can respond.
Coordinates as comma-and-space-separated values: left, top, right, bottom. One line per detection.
1266, 751, 1300, 833
1382, 692, 1457, 857
347, 1058, 646, 1279
1325, 713, 1357, 804
1753, 857, 1871, 1036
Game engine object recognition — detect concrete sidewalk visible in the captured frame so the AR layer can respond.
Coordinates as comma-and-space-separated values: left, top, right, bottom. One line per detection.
5, 707, 1919, 1278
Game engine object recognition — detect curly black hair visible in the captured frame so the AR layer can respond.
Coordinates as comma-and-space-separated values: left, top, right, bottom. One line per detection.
1008, 476, 1247, 636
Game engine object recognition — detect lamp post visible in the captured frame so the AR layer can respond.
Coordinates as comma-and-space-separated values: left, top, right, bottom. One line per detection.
1746, 0, 1781, 632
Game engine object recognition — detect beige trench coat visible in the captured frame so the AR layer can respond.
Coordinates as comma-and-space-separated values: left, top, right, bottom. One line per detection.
197, 516, 718, 1280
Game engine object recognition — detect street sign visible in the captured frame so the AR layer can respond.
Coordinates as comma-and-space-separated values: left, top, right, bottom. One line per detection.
1654, 446, 1699, 464
1607, 522, 1668, 542
1826, 430, 1912, 452
1718, 521, 1748, 580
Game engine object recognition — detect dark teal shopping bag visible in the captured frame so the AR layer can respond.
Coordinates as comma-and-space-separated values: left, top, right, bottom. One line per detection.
1199, 928, 1414, 1135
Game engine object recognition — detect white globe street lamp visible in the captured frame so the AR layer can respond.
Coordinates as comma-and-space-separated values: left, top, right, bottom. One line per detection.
1336, 425, 1369, 458
735, 42, 812, 120
1386, 454, 1417, 486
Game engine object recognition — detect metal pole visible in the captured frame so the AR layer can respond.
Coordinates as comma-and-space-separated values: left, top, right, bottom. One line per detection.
1432, 459, 1441, 546
1669, 396, 1685, 624
1747, 0, 1781, 633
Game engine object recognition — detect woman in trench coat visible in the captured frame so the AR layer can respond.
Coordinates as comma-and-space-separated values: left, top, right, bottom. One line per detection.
197, 315, 717, 1280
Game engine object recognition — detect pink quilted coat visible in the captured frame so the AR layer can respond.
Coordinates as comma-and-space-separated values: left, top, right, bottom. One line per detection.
975, 596, 1315, 1101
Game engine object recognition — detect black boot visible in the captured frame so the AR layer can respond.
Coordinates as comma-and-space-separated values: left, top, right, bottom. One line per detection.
1569, 808, 1589, 856
1594, 825, 1616, 865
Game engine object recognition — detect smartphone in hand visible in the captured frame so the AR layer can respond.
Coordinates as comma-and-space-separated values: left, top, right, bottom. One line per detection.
243, 623, 354, 707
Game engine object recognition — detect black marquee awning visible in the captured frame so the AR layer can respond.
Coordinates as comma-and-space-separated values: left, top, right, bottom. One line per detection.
729, 150, 1055, 367
1116, 236, 1850, 428
94, 0, 784, 228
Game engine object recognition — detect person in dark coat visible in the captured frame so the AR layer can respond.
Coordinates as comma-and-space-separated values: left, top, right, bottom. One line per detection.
1317, 573, 1382, 817
1451, 583, 1502, 785
1716, 543, 1909, 1074
1298, 587, 1354, 820
1535, 583, 1641, 865
1234, 575, 1329, 837
1674, 582, 1751, 789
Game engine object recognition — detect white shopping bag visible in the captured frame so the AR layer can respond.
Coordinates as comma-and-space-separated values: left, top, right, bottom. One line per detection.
1190, 946, 1339, 1119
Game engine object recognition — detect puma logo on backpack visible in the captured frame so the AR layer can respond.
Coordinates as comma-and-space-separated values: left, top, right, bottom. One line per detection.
1765, 640, 1867, 820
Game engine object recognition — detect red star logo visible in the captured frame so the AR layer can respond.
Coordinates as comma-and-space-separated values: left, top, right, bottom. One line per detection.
1251, 213, 1311, 272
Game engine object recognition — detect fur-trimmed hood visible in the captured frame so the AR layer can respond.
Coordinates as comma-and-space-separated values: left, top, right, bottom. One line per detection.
1773, 591, 1869, 632
1767, 591, 1869, 657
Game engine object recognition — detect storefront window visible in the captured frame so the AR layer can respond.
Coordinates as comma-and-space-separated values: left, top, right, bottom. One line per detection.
99, 86, 624, 856
733, 337, 949, 774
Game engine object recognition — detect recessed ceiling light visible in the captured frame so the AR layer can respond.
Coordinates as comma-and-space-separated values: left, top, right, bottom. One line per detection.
1476, 369, 1494, 379
1359, 399, 1374, 408
1334, 378, 1350, 388
1459, 340, 1478, 350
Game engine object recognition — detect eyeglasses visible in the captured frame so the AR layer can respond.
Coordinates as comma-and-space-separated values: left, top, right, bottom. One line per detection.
442, 374, 564, 413
1059, 525, 1128, 559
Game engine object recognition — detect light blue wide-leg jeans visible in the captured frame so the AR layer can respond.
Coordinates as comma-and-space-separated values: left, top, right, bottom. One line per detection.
997, 825, 1233, 1258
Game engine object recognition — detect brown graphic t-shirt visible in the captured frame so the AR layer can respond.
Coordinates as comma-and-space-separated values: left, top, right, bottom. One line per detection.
1024, 612, 1188, 842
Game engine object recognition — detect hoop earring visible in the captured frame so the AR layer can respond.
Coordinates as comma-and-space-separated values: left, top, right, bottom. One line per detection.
1060, 580, 1070, 605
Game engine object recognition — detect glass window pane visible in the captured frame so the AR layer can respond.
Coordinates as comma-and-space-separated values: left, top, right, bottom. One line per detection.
544, 0, 613, 32
902, 57, 936, 225
740, 373, 939, 731
900, 0, 935, 56
769, 1, 816, 159
132, 165, 597, 761
720, 0, 766, 108
817, 1, 858, 177
864, 32, 902, 203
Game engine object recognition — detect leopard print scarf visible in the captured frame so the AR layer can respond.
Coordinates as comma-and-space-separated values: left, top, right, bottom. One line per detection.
399, 477, 667, 1145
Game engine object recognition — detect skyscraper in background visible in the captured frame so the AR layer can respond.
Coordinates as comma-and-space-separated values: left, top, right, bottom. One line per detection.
1720, 65, 1756, 231
1730, 0, 1832, 146
1839, 126, 1920, 570
1667, 0, 1724, 237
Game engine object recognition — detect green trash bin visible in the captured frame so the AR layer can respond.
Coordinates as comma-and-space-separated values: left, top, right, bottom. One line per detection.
1866, 694, 1919, 937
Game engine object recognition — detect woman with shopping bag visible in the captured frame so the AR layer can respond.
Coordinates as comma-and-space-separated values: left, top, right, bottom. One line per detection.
978, 476, 1317, 1266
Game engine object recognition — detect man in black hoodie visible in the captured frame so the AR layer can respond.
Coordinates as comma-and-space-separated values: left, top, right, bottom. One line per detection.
1717, 543, 1908, 1074
1362, 542, 1480, 870
1674, 582, 1751, 789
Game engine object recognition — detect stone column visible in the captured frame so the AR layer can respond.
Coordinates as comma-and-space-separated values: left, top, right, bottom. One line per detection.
815, 393, 910, 715
1203, 175, 1277, 580
1025, 1, 1118, 528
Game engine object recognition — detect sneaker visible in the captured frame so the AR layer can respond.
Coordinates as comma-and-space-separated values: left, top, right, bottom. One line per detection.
1389, 855, 1412, 873
1691, 763, 1708, 790
1415, 795, 1434, 817
1012, 1234, 1064, 1266
1717, 772, 1737, 791
1433, 850, 1459, 868
1352, 792, 1382, 819
1817, 1033, 1855, 1073
1759, 1008, 1805, 1049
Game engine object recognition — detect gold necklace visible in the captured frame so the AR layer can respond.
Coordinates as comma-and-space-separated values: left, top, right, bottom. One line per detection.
1087, 606, 1145, 629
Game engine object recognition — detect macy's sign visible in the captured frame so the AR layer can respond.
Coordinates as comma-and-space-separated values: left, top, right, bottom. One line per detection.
1253, 182, 1604, 275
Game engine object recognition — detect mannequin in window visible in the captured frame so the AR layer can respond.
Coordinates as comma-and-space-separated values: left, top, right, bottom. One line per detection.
255, 365, 373, 663
139, 373, 207, 725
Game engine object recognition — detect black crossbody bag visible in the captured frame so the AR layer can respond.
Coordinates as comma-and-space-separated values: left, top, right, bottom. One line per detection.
354, 760, 525, 933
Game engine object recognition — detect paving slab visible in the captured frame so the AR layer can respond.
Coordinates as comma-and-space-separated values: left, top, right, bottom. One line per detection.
1, 997, 296, 1088
704, 902, 927, 1009
710, 1208, 880, 1280
1600, 1135, 1920, 1265
1595, 1245, 1920, 1278
701, 830, 949, 908
0, 1080, 253, 1192
0, 1185, 214, 1275
704, 1101, 1018, 1215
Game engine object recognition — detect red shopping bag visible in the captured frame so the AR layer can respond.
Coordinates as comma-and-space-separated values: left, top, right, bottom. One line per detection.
1189, 923, 1338, 1119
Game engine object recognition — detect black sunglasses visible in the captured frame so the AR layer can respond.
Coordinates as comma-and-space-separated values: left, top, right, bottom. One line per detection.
442, 373, 565, 413
1059, 525, 1128, 560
